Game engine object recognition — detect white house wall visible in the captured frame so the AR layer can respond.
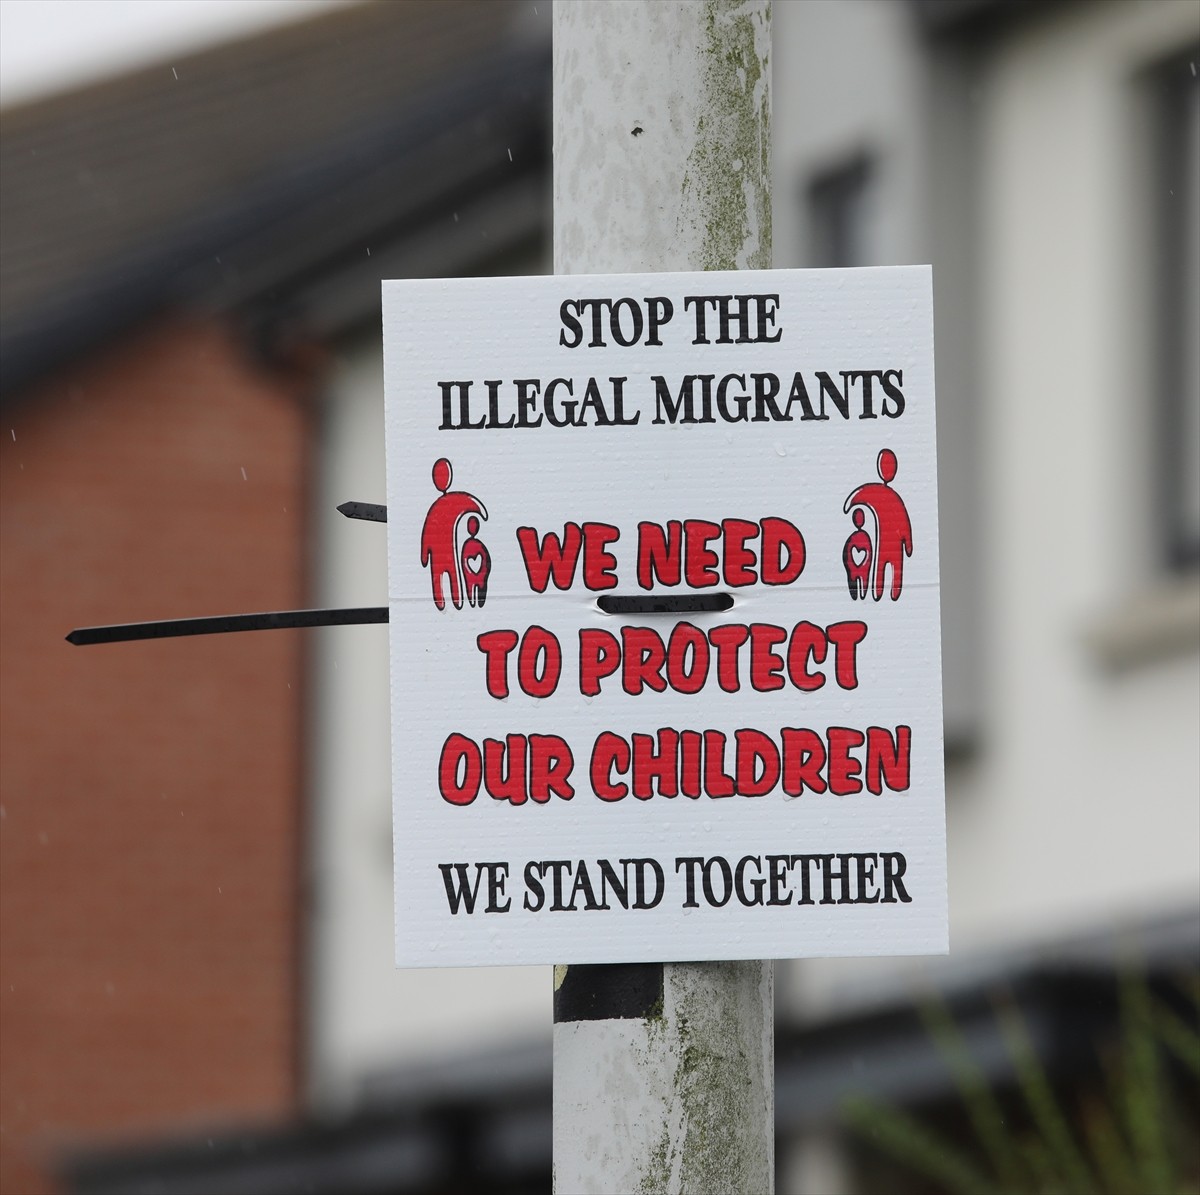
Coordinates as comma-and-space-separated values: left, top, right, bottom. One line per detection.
779, 0, 1199, 1031
953, 0, 1200, 942
308, 331, 550, 1108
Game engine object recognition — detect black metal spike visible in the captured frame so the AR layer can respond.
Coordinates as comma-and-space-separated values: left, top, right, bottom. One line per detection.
337, 501, 387, 522
67, 607, 388, 646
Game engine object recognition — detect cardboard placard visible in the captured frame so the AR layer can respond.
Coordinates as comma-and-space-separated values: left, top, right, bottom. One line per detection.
383, 267, 946, 967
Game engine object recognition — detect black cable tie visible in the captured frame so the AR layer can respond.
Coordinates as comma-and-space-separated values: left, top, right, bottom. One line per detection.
596, 593, 734, 615
66, 607, 388, 645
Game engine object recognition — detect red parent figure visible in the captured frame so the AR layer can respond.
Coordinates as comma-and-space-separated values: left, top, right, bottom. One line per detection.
420, 458, 487, 610
844, 449, 912, 601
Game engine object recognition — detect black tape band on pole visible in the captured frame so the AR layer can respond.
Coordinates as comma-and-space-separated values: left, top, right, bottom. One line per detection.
554, 963, 665, 1023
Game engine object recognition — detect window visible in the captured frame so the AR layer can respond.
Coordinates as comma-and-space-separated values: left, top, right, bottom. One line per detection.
806, 156, 875, 268
1089, 48, 1200, 668
1155, 49, 1200, 571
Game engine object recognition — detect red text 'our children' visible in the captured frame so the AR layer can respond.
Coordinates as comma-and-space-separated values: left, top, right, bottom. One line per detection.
435, 724, 911, 806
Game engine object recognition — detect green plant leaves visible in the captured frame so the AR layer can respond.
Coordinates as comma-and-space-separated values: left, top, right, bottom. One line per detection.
843, 971, 1200, 1195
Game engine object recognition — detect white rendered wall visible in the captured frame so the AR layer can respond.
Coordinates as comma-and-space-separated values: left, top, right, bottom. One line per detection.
950, 0, 1200, 942
771, 0, 926, 270
307, 332, 550, 1108
776, 0, 1200, 1032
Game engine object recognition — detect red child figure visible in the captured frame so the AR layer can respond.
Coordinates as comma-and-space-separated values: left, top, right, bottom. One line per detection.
844, 448, 912, 601
842, 508, 874, 600
420, 458, 487, 610
459, 515, 491, 609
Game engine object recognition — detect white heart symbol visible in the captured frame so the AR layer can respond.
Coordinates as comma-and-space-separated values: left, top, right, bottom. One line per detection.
465, 553, 483, 571
850, 546, 867, 566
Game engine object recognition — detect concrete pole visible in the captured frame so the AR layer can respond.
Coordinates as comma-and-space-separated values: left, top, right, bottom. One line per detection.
552, 3, 774, 1193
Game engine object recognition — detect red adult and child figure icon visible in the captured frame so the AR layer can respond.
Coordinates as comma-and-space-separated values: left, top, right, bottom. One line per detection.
419, 450, 910, 609
419, 457, 491, 610
843, 448, 912, 601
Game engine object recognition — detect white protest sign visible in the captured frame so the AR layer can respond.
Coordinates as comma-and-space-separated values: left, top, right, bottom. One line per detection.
383, 266, 946, 968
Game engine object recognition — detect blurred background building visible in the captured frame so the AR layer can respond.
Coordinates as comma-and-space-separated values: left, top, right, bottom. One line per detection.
1, 2, 1196, 1193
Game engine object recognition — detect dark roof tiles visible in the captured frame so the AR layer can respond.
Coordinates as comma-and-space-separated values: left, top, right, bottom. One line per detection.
1, 0, 547, 393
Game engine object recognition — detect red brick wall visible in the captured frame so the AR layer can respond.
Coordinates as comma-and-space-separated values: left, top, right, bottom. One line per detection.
0, 317, 315, 1194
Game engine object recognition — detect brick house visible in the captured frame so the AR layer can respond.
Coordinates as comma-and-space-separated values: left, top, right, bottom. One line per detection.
0, 5, 548, 1191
